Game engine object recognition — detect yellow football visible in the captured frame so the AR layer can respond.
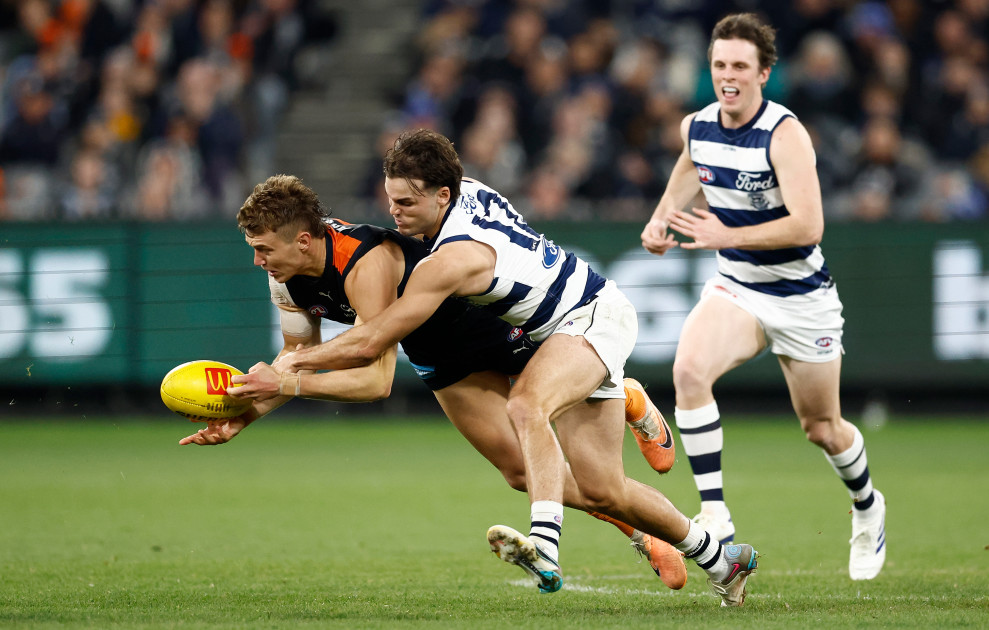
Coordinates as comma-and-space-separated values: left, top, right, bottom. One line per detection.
160, 360, 253, 421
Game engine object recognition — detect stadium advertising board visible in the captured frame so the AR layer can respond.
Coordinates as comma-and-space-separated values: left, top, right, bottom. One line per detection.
1, 221, 987, 390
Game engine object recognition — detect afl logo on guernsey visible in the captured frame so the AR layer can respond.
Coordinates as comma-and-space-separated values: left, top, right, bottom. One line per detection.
507, 327, 524, 341
697, 166, 715, 184
309, 305, 329, 317
815, 336, 835, 348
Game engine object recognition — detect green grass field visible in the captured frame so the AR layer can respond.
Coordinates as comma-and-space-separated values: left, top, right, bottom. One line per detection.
1, 414, 986, 629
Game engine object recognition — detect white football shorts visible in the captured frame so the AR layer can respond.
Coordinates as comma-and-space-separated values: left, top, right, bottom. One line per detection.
550, 280, 637, 399
703, 274, 845, 363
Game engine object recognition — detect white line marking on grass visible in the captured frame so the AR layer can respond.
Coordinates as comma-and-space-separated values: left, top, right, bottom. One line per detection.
508, 578, 701, 598
508, 578, 988, 604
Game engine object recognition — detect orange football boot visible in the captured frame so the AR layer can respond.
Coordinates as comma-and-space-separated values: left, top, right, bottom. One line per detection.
624, 378, 676, 473
632, 531, 687, 590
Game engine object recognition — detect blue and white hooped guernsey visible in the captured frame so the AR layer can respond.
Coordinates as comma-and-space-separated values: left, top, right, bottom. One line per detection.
689, 99, 832, 297
425, 178, 607, 342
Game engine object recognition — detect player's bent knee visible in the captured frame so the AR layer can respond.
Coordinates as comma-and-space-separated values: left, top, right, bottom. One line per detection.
502, 469, 527, 493
802, 419, 840, 450
505, 396, 548, 433
579, 495, 621, 515
572, 483, 622, 515
672, 357, 713, 395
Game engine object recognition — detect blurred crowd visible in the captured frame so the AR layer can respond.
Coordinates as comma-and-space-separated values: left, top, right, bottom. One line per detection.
362, 0, 989, 222
4, 0, 989, 224
0, 0, 336, 220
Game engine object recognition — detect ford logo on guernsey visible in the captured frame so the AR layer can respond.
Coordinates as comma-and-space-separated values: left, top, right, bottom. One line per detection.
736, 171, 775, 191
542, 239, 561, 268
698, 166, 715, 184
309, 305, 328, 317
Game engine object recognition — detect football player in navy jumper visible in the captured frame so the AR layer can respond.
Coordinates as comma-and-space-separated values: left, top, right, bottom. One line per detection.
180, 174, 688, 589
230, 132, 758, 605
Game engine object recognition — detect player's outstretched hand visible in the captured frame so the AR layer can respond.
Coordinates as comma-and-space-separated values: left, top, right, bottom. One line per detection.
228, 362, 280, 401
669, 207, 731, 250
271, 343, 306, 373
179, 415, 249, 445
641, 218, 680, 256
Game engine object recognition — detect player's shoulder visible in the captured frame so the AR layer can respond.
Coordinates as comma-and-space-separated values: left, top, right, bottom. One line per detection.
461, 177, 512, 201
757, 100, 799, 131
693, 102, 720, 123
457, 177, 496, 209
768, 108, 812, 147
767, 110, 816, 164
326, 216, 378, 239
446, 178, 489, 225
684, 105, 716, 140
268, 274, 297, 307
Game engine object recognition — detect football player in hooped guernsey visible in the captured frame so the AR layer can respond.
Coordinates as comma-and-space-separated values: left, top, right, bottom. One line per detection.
640, 13, 886, 581
258, 133, 759, 605
184, 174, 689, 591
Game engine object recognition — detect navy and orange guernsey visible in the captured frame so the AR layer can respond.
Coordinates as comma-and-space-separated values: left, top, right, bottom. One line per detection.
273, 218, 536, 390
425, 179, 607, 341
688, 99, 832, 297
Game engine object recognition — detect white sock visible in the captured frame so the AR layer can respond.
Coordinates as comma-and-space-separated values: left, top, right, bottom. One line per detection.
675, 402, 725, 505
675, 518, 729, 581
529, 500, 563, 563
825, 425, 876, 512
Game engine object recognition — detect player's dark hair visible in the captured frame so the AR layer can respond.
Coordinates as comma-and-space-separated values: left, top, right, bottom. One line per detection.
708, 13, 778, 70
237, 174, 327, 239
383, 129, 463, 204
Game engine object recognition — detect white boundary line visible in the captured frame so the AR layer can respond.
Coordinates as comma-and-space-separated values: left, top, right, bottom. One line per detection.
506, 577, 988, 603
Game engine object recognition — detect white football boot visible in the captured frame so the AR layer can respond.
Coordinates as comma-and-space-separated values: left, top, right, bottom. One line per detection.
849, 489, 887, 580
707, 543, 758, 607
693, 508, 735, 545
487, 525, 563, 593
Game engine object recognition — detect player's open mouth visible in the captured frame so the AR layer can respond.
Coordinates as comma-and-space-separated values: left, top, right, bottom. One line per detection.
722, 86, 739, 98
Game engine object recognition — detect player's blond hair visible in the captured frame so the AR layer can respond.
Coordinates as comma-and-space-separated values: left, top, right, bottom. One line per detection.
237, 174, 327, 239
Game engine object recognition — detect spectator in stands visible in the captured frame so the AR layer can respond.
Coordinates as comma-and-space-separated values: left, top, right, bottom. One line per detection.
59, 145, 117, 220
567, 19, 617, 89
90, 56, 143, 166
125, 113, 211, 221
964, 143, 989, 219
516, 40, 568, 160
171, 57, 245, 211
0, 74, 65, 168
935, 79, 989, 162
5, 0, 989, 223
524, 163, 575, 219
786, 31, 858, 128
845, 115, 930, 221
401, 49, 469, 138
921, 166, 988, 222
773, 0, 846, 57
241, 0, 307, 184
458, 83, 526, 198
359, 118, 407, 216
1, 167, 55, 219
0, 0, 339, 222
415, 1, 480, 59
474, 5, 546, 90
